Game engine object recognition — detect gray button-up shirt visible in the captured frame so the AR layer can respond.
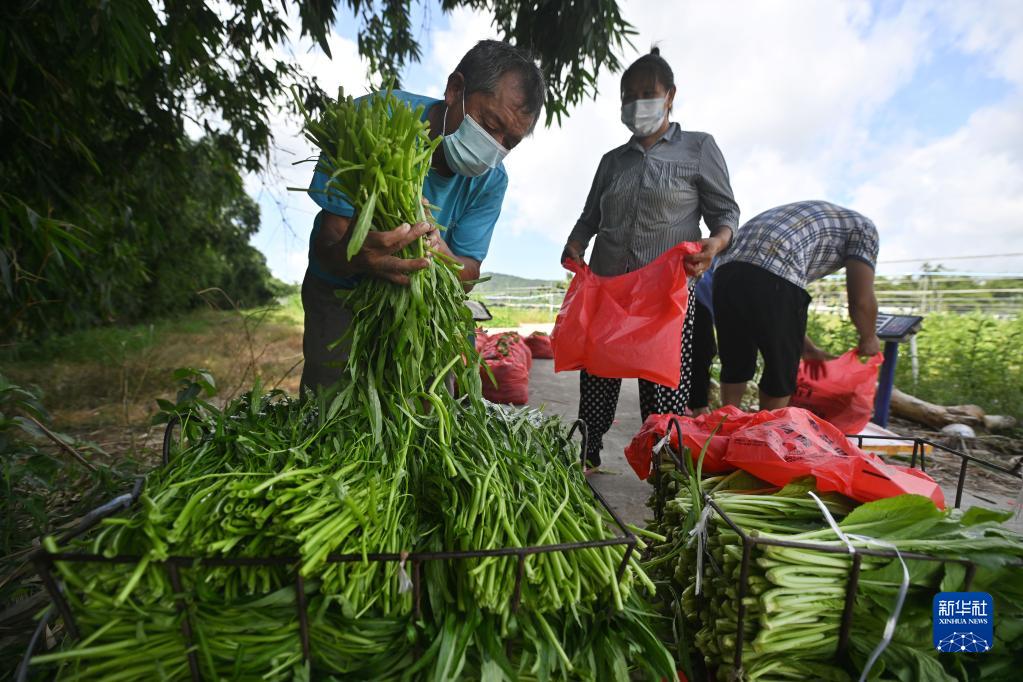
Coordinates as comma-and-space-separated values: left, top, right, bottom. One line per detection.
568, 123, 740, 277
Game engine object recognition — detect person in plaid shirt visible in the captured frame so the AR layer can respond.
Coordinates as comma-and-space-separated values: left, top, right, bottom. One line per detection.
713, 200, 880, 410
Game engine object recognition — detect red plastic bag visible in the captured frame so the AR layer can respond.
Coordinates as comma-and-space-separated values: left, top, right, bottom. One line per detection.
524, 331, 554, 359
625, 406, 748, 479
790, 350, 883, 434
551, 242, 701, 388
480, 332, 531, 405
724, 408, 945, 508
624, 406, 945, 508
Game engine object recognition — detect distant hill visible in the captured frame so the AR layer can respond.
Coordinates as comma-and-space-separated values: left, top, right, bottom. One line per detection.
475, 272, 564, 293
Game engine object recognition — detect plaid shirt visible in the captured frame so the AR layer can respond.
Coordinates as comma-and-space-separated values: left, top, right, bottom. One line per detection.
717, 201, 879, 289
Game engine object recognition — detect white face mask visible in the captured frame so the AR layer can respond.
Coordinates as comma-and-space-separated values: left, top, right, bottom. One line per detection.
441, 91, 509, 177
621, 96, 668, 137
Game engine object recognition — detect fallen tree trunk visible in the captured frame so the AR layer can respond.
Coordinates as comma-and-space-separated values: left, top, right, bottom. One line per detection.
890, 387, 1017, 431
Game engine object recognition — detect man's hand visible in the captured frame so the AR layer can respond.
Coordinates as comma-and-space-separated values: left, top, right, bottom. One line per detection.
802, 335, 835, 380
857, 334, 881, 357
423, 223, 482, 287
684, 227, 731, 276
350, 222, 434, 285
314, 211, 435, 285
561, 240, 586, 267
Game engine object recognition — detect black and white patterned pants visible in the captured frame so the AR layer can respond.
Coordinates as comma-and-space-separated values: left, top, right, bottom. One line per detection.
578, 290, 696, 466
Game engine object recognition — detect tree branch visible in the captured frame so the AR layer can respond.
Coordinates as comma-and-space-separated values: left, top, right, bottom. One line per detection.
24, 415, 98, 473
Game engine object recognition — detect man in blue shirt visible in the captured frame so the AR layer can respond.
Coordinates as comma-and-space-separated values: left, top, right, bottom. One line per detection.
301, 40, 546, 392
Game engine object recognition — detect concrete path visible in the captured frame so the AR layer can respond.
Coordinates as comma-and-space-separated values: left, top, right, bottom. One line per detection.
526, 358, 653, 527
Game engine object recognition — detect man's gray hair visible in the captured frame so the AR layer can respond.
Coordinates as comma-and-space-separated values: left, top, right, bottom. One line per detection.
455, 40, 546, 132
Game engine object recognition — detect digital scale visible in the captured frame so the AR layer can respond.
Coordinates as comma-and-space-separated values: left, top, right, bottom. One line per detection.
465, 299, 493, 322
876, 313, 923, 342
872, 313, 924, 427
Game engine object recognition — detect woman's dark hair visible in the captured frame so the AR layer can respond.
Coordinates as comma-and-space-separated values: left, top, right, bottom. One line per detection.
621, 46, 675, 93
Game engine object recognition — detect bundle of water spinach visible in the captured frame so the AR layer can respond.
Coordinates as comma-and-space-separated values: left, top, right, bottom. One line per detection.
645, 466, 1023, 681
33, 89, 674, 680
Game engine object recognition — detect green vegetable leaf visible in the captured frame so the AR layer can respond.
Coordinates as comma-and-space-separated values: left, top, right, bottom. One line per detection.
347, 188, 378, 260
940, 562, 967, 592
960, 506, 1014, 526
840, 494, 945, 539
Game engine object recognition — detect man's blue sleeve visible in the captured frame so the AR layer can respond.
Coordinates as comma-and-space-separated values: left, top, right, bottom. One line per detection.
445, 171, 508, 262
308, 154, 356, 218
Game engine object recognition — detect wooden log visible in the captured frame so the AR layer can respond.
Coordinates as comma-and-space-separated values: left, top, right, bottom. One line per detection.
890, 387, 1017, 431
984, 414, 1019, 431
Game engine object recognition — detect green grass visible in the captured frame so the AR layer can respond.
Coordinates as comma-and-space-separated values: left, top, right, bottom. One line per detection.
481, 306, 558, 328
1, 315, 212, 365
0, 295, 306, 426
1, 294, 303, 366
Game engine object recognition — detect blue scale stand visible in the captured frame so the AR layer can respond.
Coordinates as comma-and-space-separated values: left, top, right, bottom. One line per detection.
872, 313, 924, 427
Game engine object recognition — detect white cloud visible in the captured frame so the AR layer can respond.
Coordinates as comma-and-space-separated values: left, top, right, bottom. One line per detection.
242, 1, 1023, 282
427, 6, 500, 92
934, 0, 1023, 86
245, 13, 373, 284
490, 0, 1023, 276
852, 96, 1023, 272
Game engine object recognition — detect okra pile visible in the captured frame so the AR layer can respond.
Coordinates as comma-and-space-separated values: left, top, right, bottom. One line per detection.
32, 89, 675, 680
645, 466, 1023, 681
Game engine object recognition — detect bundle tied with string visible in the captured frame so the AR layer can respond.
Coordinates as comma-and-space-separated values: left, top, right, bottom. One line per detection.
807, 492, 910, 682
646, 462, 1023, 682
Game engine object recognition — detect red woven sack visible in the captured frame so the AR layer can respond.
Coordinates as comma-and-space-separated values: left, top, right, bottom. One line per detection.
551, 242, 701, 388
480, 332, 531, 405
524, 331, 555, 359
790, 350, 883, 434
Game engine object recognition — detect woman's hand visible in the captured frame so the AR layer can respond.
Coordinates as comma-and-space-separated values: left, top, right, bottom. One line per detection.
561, 240, 587, 267
684, 229, 731, 276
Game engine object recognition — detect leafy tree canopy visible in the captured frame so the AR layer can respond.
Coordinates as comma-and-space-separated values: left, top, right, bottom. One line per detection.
0, 0, 633, 342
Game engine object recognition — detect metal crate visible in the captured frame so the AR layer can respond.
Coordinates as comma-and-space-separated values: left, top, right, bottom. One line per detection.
650, 416, 1023, 678
19, 419, 636, 681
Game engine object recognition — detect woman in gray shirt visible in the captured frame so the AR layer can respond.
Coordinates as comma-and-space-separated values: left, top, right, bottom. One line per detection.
561, 48, 739, 469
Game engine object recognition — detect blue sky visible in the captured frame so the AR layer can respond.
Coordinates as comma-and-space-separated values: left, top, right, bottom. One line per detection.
248, 0, 1023, 283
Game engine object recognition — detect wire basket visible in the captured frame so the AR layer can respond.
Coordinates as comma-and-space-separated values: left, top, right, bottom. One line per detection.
19, 419, 637, 681
650, 416, 1023, 678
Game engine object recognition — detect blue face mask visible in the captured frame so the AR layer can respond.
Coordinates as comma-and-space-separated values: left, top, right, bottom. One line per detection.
442, 92, 508, 177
